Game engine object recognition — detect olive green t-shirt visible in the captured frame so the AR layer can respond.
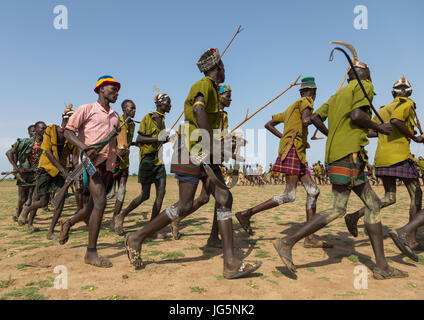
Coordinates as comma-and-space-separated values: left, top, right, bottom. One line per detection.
315, 79, 375, 165
138, 112, 165, 166
373, 97, 416, 167
272, 97, 314, 164
182, 77, 221, 152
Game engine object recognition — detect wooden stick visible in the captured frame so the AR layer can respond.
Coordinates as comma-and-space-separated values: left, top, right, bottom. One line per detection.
169, 109, 185, 131
221, 25, 244, 57
169, 26, 244, 131
229, 74, 302, 134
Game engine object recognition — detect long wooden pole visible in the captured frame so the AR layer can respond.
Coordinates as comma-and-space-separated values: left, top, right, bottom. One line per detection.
170, 25, 244, 131
229, 75, 302, 134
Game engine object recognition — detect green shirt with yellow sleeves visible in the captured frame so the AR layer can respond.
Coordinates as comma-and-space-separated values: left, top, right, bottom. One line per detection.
182, 76, 221, 152
272, 97, 314, 164
138, 112, 165, 166
315, 79, 375, 165
373, 97, 417, 167
119, 115, 135, 170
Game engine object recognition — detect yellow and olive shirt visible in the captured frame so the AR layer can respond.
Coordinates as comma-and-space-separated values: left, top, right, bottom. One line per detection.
138, 112, 165, 166
272, 97, 314, 164
315, 79, 375, 165
38, 124, 76, 177
373, 97, 417, 167
118, 115, 135, 170
182, 77, 221, 152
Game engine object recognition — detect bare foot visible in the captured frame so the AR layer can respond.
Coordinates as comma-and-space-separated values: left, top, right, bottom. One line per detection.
46, 232, 58, 241
304, 235, 333, 248
235, 211, 254, 236
273, 238, 296, 273
206, 237, 222, 248
27, 225, 40, 233
58, 219, 72, 245
344, 213, 359, 237
84, 251, 113, 268
114, 217, 125, 236
171, 220, 181, 240
17, 216, 26, 226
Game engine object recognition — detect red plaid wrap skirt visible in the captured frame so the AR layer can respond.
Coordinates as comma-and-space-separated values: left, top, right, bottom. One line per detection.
272, 146, 306, 176
375, 159, 418, 179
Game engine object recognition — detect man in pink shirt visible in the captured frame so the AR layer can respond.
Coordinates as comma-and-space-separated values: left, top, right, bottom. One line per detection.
60, 75, 120, 268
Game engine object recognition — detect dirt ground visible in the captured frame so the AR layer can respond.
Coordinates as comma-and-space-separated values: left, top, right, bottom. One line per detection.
0, 176, 423, 300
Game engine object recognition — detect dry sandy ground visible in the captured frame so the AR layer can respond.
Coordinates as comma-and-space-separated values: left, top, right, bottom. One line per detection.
0, 176, 423, 300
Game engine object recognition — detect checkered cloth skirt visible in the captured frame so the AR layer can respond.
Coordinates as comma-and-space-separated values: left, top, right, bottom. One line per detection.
375, 159, 418, 179
272, 146, 306, 176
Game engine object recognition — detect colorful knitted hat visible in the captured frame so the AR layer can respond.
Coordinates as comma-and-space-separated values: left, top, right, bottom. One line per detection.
219, 84, 231, 94
393, 75, 412, 92
197, 48, 221, 73
300, 77, 317, 90
94, 75, 121, 93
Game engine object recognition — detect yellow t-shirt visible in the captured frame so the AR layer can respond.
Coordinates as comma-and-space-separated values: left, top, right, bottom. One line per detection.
38, 124, 76, 177
272, 97, 314, 164
315, 79, 374, 165
373, 97, 417, 167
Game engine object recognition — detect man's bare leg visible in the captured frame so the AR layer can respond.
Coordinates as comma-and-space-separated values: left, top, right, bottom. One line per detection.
18, 192, 49, 231
171, 178, 211, 240
14, 187, 29, 222
344, 176, 396, 237
113, 183, 152, 235
109, 175, 128, 232
47, 195, 66, 240
84, 172, 112, 267
235, 175, 299, 235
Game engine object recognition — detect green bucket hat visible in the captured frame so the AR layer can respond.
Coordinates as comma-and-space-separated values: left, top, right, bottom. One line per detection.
300, 77, 317, 90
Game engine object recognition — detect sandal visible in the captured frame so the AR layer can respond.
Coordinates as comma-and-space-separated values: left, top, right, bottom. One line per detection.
273, 238, 296, 273
124, 235, 143, 269
58, 219, 72, 245
344, 214, 359, 238
223, 261, 262, 279
373, 266, 408, 280
389, 231, 419, 262
235, 211, 254, 236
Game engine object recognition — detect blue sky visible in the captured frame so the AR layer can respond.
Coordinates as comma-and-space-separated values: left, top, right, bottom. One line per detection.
1, 0, 424, 173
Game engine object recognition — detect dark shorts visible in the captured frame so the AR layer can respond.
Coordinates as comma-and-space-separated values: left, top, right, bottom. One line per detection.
138, 154, 166, 185
375, 159, 419, 179
35, 168, 64, 198
174, 165, 224, 185
329, 153, 368, 187
272, 146, 306, 176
